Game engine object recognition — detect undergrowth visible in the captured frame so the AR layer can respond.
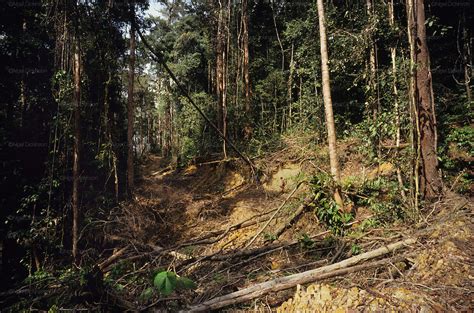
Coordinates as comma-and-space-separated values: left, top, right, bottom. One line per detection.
310, 171, 408, 237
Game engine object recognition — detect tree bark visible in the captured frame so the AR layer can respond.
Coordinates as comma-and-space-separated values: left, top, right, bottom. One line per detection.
242, 0, 251, 113
366, 0, 379, 121
287, 43, 295, 128
72, 34, 81, 264
271, 0, 284, 71
127, 8, 136, 194
216, 0, 227, 158
389, 0, 407, 201
19, 19, 27, 128
406, 0, 419, 208
104, 71, 119, 202
462, 12, 472, 103
316, 0, 343, 207
410, 0, 443, 199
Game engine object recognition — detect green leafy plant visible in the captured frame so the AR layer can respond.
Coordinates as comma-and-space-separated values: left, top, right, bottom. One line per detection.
139, 287, 156, 302
351, 243, 361, 255
310, 173, 353, 235
359, 218, 378, 231
263, 233, 277, 242
447, 126, 474, 156
153, 271, 196, 296
298, 233, 316, 249
345, 175, 407, 223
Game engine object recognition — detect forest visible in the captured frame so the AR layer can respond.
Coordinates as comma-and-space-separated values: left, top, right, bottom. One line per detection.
0, 0, 472, 311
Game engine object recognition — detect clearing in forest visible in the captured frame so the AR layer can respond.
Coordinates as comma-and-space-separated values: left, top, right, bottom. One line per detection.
99, 136, 473, 312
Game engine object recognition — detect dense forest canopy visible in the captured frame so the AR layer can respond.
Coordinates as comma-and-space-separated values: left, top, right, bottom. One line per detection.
0, 0, 472, 311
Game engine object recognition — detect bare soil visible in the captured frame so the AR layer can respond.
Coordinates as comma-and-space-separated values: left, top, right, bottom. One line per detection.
102, 135, 473, 312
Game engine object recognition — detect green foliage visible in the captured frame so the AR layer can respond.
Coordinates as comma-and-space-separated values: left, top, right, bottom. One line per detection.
310, 173, 353, 235
353, 178, 405, 224
447, 126, 474, 156
298, 233, 316, 249
350, 243, 361, 255
352, 111, 401, 161
359, 218, 379, 231
425, 16, 453, 37
154, 271, 177, 296
254, 70, 287, 133
139, 287, 156, 302
176, 92, 215, 164
153, 271, 196, 296
263, 233, 277, 242
24, 269, 54, 284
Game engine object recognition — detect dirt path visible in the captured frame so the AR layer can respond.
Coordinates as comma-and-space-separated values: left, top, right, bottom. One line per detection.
119, 154, 294, 257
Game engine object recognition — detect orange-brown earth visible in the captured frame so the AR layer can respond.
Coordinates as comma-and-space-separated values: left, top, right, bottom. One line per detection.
103, 135, 473, 312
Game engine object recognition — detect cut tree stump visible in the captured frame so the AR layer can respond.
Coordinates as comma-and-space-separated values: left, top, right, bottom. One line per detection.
183, 238, 415, 312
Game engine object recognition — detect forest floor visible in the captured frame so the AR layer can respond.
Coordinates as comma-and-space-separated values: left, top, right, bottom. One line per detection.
100, 134, 473, 312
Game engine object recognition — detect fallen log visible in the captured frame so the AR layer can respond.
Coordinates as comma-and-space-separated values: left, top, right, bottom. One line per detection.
381, 143, 409, 149
183, 238, 415, 312
197, 157, 239, 166
178, 218, 369, 272
271, 196, 314, 241
98, 246, 129, 271
178, 229, 332, 274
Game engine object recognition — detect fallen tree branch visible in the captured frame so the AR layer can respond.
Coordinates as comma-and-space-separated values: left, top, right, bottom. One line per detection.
244, 181, 306, 249
183, 238, 416, 312
98, 246, 129, 271
178, 228, 331, 275
272, 195, 314, 241
175, 204, 283, 249
381, 143, 409, 149
196, 158, 240, 166
177, 217, 370, 273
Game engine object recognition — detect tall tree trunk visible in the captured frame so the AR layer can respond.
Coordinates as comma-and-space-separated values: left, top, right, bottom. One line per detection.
216, 0, 228, 158
242, 0, 251, 113
366, 0, 379, 121
287, 43, 295, 128
366, 0, 382, 163
389, 0, 407, 201
20, 19, 27, 128
127, 11, 136, 194
271, 0, 284, 71
104, 71, 119, 202
408, 0, 442, 199
462, 12, 472, 104
406, 0, 419, 208
223, 0, 231, 158
72, 34, 81, 264
316, 0, 343, 207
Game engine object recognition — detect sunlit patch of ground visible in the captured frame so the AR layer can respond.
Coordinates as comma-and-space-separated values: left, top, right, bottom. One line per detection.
277, 194, 474, 312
